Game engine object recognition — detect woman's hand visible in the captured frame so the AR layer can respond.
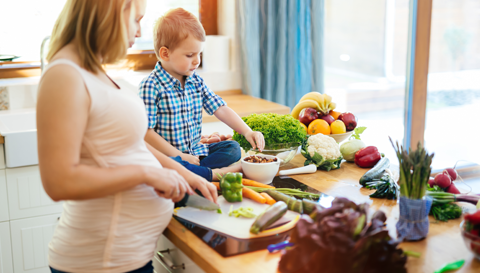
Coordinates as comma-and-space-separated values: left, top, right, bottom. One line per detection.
144, 167, 194, 203
180, 153, 200, 165
244, 131, 265, 152
185, 174, 218, 203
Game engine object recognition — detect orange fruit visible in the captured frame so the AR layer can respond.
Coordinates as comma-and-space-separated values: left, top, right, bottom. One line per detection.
329, 110, 341, 120
308, 119, 331, 135
299, 122, 308, 133
331, 120, 346, 134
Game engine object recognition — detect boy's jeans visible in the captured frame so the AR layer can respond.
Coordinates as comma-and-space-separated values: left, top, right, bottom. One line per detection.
170, 140, 241, 182
172, 141, 241, 207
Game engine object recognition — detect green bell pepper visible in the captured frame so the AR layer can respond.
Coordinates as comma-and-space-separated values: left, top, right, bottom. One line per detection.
220, 172, 243, 202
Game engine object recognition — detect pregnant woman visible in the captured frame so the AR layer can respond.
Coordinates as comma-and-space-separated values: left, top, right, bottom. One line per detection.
36, 0, 217, 272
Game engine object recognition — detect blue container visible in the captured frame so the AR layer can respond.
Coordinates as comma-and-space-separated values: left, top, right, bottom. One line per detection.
396, 196, 433, 241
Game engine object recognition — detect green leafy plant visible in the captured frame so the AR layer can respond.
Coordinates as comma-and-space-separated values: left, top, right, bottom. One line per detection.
349, 126, 367, 140
232, 113, 307, 151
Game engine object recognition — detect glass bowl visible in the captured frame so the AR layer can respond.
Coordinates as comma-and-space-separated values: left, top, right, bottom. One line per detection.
460, 221, 480, 260
328, 131, 354, 143
248, 142, 301, 166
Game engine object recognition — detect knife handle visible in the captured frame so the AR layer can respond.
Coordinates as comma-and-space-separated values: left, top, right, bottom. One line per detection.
267, 241, 294, 253
279, 164, 316, 176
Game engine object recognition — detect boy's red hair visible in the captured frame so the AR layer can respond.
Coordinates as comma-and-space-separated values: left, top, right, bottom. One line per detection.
153, 8, 206, 59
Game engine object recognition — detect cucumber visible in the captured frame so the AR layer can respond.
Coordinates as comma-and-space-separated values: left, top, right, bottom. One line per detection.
265, 190, 291, 203
250, 201, 288, 234
266, 190, 303, 214
302, 199, 317, 215
359, 157, 390, 186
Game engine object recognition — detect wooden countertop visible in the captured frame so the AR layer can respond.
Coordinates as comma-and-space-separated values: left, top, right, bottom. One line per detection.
202, 90, 291, 123
164, 155, 480, 273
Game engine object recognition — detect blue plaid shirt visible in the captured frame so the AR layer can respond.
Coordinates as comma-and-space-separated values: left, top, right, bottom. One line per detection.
139, 62, 226, 156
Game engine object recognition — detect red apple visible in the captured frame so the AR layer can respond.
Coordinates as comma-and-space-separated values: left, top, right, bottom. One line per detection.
338, 112, 357, 131
320, 114, 335, 125
298, 108, 319, 126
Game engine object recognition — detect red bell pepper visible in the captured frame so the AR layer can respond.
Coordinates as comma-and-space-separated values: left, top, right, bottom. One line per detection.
355, 146, 381, 168
465, 210, 480, 225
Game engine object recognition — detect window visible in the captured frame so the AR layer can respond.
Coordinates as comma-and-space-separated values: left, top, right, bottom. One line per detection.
132, 0, 199, 50
425, 0, 480, 169
324, 0, 409, 163
0, 0, 199, 62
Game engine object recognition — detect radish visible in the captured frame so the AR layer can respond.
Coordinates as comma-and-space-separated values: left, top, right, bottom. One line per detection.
445, 183, 461, 194
444, 168, 457, 181
428, 178, 435, 187
435, 173, 452, 189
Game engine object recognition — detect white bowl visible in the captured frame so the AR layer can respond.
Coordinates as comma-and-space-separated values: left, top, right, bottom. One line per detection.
241, 155, 281, 184
328, 131, 353, 143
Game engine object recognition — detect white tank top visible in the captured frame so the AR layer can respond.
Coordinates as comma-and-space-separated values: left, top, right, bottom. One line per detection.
42, 59, 173, 273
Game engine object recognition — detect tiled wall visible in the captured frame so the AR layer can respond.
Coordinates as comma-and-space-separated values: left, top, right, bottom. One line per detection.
0, 86, 9, 110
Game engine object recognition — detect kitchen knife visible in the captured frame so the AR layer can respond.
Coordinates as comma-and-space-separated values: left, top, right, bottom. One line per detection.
184, 194, 220, 211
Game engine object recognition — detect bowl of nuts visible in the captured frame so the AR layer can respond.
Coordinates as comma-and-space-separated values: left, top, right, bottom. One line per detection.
248, 142, 301, 166
241, 155, 280, 184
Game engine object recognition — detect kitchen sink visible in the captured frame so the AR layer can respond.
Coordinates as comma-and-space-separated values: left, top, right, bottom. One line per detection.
0, 108, 38, 167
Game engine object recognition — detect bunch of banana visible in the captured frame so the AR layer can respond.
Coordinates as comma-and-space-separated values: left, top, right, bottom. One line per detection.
290, 92, 336, 118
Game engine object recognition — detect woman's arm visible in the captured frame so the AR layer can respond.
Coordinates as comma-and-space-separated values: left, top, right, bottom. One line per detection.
214, 106, 265, 151
145, 142, 217, 203
37, 65, 191, 202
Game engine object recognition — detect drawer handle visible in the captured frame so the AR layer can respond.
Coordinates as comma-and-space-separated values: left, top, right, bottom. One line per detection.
156, 249, 185, 271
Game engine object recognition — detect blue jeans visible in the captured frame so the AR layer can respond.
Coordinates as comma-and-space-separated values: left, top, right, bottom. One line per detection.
171, 141, 241, 182
50, 261, 153, 273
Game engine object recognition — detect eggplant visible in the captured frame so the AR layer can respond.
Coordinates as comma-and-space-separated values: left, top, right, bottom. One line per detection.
250, 201, 288, 234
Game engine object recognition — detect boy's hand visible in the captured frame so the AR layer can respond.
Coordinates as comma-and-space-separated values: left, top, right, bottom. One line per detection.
180, 154, 200, 165
245, 131, 265, 152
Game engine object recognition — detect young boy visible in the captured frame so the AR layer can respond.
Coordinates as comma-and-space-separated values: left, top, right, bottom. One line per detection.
139, 8, 264, 182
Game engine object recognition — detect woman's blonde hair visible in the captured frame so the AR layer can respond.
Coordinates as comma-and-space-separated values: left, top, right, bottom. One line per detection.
47, 0, 131, 73
154, 8, 206, 60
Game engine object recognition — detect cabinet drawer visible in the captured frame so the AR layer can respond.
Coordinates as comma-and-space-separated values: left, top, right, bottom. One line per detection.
6, 166, 63, 220
10, 214, 60, 273
153, 235, 204, 273
0, 171, 8, 222
0, 221, 14, 273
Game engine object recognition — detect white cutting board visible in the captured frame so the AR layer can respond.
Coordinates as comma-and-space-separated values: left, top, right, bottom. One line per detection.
174, 196, 299, 239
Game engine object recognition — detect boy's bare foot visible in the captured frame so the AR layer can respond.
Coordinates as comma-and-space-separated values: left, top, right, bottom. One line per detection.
212, 163, 242, 181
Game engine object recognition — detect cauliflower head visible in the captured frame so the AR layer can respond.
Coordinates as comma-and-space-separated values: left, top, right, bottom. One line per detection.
307, 134, 342, 160
301, 134, 343, 171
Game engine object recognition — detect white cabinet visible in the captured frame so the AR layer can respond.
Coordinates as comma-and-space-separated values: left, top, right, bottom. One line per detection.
0, 171, 9, 222
6, 166, 62, 220
0, 145, 6, 170
10, 214, 59, 273
0, 222, 14, 273
153, 235, 204, 273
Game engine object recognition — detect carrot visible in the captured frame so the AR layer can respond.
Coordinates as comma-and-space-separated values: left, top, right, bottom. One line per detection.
260, 192, 276, 205
242, 187, 266, 204
211, 182, 221, 191
242, 179, 275, 189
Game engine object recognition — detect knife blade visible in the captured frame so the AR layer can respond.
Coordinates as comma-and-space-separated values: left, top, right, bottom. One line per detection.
184, 194, 220, 211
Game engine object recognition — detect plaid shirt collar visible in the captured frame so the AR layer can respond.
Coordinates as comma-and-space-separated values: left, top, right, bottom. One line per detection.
154, 62, 201, 90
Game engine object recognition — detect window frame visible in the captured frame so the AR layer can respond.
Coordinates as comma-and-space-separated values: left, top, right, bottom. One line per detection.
0, 0, 217, 79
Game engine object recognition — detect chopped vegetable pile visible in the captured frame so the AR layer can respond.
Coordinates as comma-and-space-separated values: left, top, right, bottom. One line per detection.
228, 206, 256, 218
